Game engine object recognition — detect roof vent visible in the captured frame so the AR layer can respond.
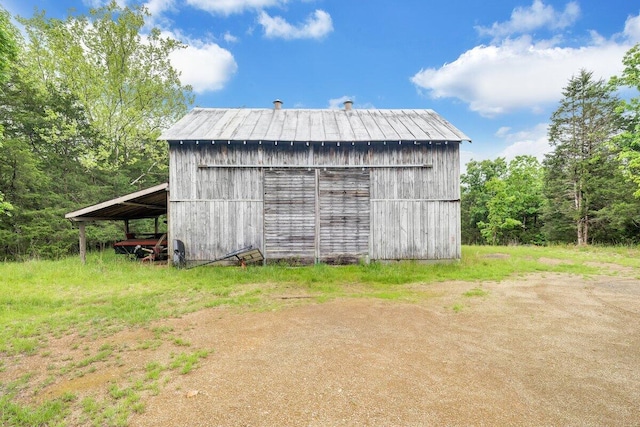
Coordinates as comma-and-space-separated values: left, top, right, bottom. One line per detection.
273, 99, 283, 110
343, 100, 353, 111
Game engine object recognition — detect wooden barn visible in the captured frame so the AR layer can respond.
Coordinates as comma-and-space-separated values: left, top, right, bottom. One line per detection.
160, 100, 470, 264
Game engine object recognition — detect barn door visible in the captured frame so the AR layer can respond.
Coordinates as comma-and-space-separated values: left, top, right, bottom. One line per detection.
264, 169, 316, 263
318, 169, 370, 263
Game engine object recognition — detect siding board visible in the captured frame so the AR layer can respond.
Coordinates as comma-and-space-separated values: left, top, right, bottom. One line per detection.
264, 169, 316, 262
319, 169, 370, 262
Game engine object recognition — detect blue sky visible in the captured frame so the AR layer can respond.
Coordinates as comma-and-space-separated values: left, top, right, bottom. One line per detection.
3, 0, 640, 168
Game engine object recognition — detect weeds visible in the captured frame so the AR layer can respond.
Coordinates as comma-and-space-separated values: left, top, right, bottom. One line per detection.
169, 349, 212, 375
1, 376, 70, 427
463, 287, 489, 297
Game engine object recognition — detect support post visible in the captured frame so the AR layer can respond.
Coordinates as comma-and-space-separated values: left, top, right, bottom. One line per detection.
79, 222, 87, 264
166, 188, 172, 266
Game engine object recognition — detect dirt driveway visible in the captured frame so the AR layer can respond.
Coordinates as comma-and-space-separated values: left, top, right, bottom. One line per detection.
125, 272, 639, 426
7, 270, 640, 426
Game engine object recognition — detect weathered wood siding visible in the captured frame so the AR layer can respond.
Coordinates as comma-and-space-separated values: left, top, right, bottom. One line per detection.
370, 143, 460, 260
319, 169, 370, 263
169, 140, 461, 263
169, 144, 263, 261
264, 169, 315, 262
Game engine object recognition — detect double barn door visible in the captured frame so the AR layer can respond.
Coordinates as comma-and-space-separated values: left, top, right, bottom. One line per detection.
263, 169, 370, 263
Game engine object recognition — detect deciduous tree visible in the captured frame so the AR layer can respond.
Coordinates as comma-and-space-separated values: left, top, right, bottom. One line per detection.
0, 7, 18, 216
461, 156, 544, 245
461, 158, 507, 244
611, 44, 640, 196
19, 1, 193, 187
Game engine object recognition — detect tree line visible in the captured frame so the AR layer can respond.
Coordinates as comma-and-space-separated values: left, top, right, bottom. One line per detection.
463, 53, 640, 245
0, 2, 192, 259
1, 3, 640, 260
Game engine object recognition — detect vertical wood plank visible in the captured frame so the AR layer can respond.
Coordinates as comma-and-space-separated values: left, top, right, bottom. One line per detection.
318, 169, 370, 262
79, 222, 86, 264
264, 169, 316, 262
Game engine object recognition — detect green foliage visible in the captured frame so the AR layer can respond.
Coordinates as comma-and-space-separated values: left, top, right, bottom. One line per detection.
19, 2, 192, 176
544, 69, 629, 244
462, 156, 544, 245
461, 158, 508, 244
611, 44, 640, 196
0, 7, 18, 85
0, 2, 192, 260
478, 178, 523, 244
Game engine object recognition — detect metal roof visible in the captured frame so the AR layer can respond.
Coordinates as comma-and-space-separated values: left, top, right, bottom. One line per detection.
65, 183, 168, 222
159, 108, 471, 143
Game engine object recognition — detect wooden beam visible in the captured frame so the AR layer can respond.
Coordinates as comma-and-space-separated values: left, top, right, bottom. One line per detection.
167, 189, 173, 267
68, 215, 163, 222
79, 222, 86, 264
121, 201, 166, 210
65, 182, 168, 220
198, 164, 432, 169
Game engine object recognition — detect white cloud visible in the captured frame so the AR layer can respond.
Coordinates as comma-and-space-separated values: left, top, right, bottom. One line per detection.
223, 31, 239, 43
476, 0, 580, 40
412, 0, 640, 117
82, 0, 128, 7
327, 96, 375, 110
460, 149, 488, 173
143, 0, 177, 18
258, 9, 333, 40
496, 123, 551, 161
144, 0, 176, 16
461, 123, 551, 172
166, 34, 238, 92
142, 0, 177, 28
411, 36, 630, 117
624, 13, 640, 42
186, 0, 288, 15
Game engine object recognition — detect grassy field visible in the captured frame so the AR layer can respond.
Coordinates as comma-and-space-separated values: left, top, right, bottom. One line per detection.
3, 244, 640, 356
2, 244, 640, 426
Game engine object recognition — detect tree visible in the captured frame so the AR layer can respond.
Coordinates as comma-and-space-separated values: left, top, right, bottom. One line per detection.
611, 43, 640, 196
543, 70, 620, 245
477, 178, 522, 245
19, 1, 193, 188
0, 7, 18, 216
0, 50, 107, 258
461, 156, 544, 245
0, 2, 193, 259
461, 158, 507, 244
478, 157, 544, 245
0, 7, 18, 85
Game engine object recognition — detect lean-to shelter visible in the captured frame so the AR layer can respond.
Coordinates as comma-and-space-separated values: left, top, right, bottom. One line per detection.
65, 183, 169, 262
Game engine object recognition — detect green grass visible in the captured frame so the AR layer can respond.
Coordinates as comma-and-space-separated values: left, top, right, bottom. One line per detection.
2, 245, 639, 356
2, 244, 640, 426
168, 349, 212, 374
463, 287, 489, 297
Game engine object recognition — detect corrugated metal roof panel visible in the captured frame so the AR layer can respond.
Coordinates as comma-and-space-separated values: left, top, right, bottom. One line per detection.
159, 108, 471, 143
65, 183, 168, 221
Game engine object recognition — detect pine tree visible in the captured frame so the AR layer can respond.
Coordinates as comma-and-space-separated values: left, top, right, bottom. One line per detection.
543, 70, 620, 244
